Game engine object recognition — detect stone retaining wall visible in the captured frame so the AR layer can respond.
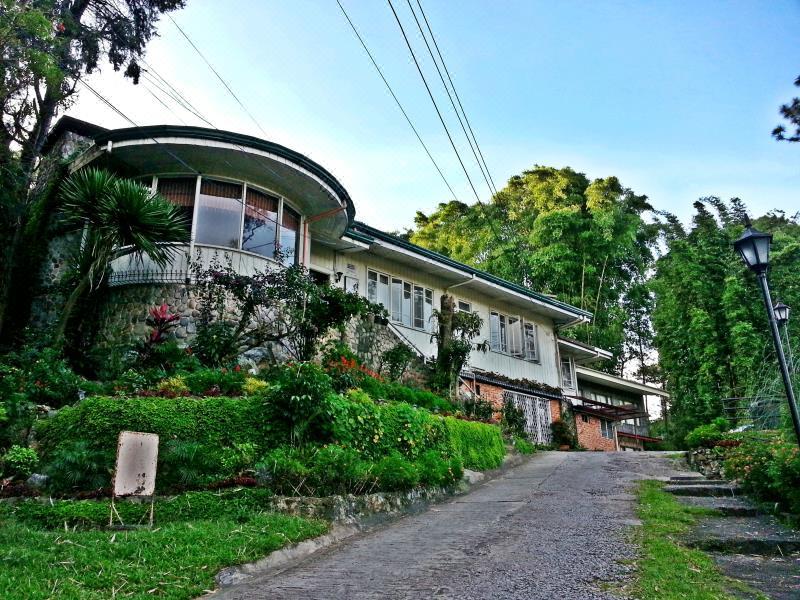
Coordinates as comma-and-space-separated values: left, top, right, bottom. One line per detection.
687, 447, 727, 478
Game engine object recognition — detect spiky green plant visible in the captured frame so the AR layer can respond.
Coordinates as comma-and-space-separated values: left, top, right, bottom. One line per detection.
55, 168, 190, 342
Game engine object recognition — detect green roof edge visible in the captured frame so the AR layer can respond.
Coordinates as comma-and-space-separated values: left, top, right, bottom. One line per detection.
348, 221, 593, 319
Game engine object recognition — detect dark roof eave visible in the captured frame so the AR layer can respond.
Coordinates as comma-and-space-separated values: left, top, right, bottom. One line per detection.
91, 124, 355, 228
462, 370, 563, 400
349, 221, 592, 321
42, 116, 108, 155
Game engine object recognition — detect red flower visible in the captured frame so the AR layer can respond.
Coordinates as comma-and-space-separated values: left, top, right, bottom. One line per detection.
233, 365, 241, 372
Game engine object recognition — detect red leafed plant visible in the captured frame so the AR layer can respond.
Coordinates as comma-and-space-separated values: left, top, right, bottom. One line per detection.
146, 303, 180, 344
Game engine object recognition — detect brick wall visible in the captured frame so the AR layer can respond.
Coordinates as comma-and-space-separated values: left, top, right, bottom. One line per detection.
575, 414, 617, 451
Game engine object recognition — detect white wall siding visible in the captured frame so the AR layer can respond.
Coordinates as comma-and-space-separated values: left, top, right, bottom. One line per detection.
323, 246, 564, 388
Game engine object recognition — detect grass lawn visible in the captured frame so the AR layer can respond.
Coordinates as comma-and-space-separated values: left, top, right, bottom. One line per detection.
633, 480, 764, 600
0, 490, 327, 599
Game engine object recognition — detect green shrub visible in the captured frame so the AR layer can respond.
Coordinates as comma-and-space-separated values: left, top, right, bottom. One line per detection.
158, 374, 189, 396
684, 418, 730, 449
551, 419, 576, 448
159, 440, 219, 489
512, 436, 536, 455
2, 445, 39, 479
0, 346, 85, 408
183, 367, 246, 396
381, 343, 415, 380
416, 450, 462, 487
445, 417, 505, 470
501, 399, 526, 438
255, 446, 310, 494
243, 376, 269, 396
331, 391, 385, 458
35, 395, 265, 458
308, 445, 371, 495
373, 451, 419, 491
192, 321, 240, 367
380, 402, 447, 459
136, 339, 201, 374
462, 396, 494, 421
261, 362, 337, 446
724, 437, 800, 513
219, 442, 259, 476
44, 441, 113, 492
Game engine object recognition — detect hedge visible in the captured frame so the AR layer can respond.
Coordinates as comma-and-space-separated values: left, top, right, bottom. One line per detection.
444, 417, 505, 471
35, 395, 265, 457
35, 391, 505, 491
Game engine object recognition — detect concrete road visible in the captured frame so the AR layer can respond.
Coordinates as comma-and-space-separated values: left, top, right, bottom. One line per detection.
216, 451, 685, 600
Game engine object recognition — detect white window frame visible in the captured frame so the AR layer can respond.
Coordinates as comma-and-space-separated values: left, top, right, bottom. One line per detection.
489, 309, 526, 358
560, 356, 576, 389
456, 299, 472, 313
523, 321, 539, 362
367, 269, 432, 332
600, 419, 615, 439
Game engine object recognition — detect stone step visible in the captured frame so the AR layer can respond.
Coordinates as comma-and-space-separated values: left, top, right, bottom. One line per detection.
686, 516, 800, 556
669, 475, 707, 482
664, 483, 740, 497
667, 479, 727, 486
676, 496, 761, 517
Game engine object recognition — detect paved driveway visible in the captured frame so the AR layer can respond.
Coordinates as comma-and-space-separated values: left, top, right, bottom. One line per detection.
216, 451, 684, 600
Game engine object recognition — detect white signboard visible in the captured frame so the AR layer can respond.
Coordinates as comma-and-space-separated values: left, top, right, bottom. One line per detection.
113, 431, 159, 498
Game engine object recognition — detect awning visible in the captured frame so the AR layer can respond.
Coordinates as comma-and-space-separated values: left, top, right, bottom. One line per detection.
567, 395, 648, 421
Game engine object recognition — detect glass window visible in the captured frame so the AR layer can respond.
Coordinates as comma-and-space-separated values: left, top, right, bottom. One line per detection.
413, 285, 425, 329
561, 356, 575, 389
457, 300, 472, 313
157, 177, 196, 228
402, 282, 412, 326
391, 278, 403, 322
490, 311, 508, 353
242, 187, 279, 258
601, 420, 614, 439
524, 322, 538, 361
367, 270, 378, 303
367, 270, 391, 309
278, 205, 300, 266
424, 288, 433, 332
196, 179, 242, 249
508, 316, 522, 357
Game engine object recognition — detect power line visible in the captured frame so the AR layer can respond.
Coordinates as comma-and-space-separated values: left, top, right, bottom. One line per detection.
335, 0, 459, 202
166, 13, 270, 139
405, 0, 495, 197
78, 79, 198, 175
415, 0, 498, 195
386, 0, 482, 203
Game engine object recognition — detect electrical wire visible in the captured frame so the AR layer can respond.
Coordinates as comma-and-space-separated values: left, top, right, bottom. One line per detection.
405, 0, 494, 197
414, 0, 498, 195
386, 0, 482, 203
166, 13, 270, 140
335, 0, 460, 202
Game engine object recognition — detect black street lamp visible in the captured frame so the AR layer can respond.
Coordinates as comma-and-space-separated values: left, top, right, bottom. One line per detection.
734, 219, 800, 446
774, 301, 790, 326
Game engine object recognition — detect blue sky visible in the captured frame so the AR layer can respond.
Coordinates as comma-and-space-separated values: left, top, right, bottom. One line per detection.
70, 0, 800, 230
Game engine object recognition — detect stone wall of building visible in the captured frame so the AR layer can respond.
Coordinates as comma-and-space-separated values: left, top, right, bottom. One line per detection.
575, 414, 617, 451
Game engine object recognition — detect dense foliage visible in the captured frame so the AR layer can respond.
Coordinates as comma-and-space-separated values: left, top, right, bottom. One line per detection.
32, 363, 504, 493
651, 201, 800, 443
411, 166, 658, 373
724, 436, 800, 516
0, 0, 186, 347
192, 259, 386, 364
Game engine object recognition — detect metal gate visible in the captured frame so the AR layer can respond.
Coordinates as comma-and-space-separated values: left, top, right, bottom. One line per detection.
504, 391, 553, 445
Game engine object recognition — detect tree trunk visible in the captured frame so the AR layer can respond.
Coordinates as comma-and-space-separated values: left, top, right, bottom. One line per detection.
53, 274, 91, 346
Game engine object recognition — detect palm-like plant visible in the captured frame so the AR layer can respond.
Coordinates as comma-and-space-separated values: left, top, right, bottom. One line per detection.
54, 168, 190, 342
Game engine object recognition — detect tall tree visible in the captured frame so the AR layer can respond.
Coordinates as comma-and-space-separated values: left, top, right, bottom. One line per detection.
0, 0, 186, 344
411, 166, 658, 372
650, 200, 800, 444
772, 75, 800, 142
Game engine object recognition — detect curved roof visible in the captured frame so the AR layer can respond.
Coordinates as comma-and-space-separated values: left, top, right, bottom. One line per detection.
76, 124, 354, 240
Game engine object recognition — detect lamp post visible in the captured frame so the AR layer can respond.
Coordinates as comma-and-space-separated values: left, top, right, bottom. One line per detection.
733, 219, 800, 446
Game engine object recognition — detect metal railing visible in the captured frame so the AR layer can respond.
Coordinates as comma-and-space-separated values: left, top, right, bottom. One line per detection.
617, 422, 651, 437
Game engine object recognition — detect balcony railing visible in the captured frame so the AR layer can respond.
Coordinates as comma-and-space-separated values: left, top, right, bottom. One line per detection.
617, 422, 651, 437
